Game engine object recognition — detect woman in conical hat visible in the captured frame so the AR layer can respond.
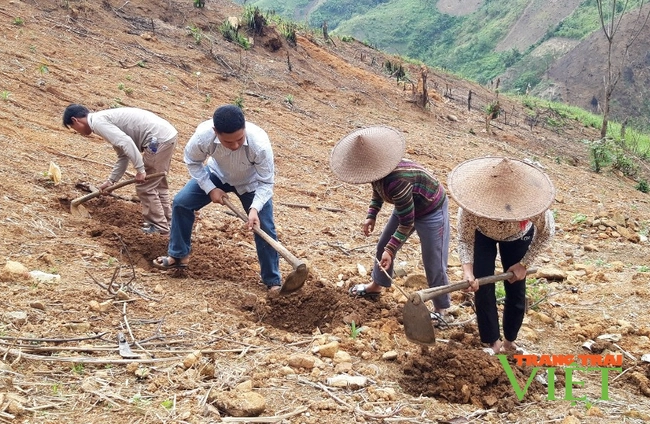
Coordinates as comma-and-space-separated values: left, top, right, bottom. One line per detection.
330, 126, 451, 319
447, 156, 556, 354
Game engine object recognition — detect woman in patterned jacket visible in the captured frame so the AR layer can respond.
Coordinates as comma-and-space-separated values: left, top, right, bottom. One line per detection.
448, 157, 555, 354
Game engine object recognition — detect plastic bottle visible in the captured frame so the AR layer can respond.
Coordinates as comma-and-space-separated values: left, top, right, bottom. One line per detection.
148, 137, 158, 154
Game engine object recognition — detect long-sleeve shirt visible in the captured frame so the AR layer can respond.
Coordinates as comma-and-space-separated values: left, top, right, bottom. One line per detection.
184, 119, 275, 212
88, 108, 177, 182
456, 208, 555, 267
368, 160, 446, 256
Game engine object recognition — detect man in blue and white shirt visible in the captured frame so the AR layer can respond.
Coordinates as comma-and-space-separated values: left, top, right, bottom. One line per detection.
153, 105, 281, 292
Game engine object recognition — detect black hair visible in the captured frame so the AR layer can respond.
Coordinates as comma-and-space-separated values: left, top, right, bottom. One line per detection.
212, 105, 245, 134
63, 104, 90, 128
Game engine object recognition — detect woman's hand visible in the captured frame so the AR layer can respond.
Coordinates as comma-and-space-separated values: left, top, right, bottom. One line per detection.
363, 218, 376, 236
379, 250, 392, 270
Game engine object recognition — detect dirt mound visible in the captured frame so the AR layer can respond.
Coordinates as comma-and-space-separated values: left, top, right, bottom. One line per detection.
401, 341, 545, 412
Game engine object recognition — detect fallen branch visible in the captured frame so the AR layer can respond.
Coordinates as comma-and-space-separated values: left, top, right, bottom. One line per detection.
0, 333, 106, 344
44, 147, 134, 177
296, 377, 352, 410
279, 202, 346, 213
221, 406, 308, 423
0, 345, 183, 364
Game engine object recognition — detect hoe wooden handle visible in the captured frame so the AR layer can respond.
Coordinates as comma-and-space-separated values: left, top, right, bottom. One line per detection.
221, 196, 304, 269
71, 172, 167, 207
412, 268, 538, 304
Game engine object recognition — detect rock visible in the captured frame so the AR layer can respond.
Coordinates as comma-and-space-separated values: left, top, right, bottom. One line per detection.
403, 274, 427, 289
65, 321, 90, 332
29, 270, 61, 283
29, 301, 46, 310
212, 390, 266, 417
334, 362, 352, 373
381, 350, 398, 361
333, 350, 351, 363
312, 341, 339, 358
561, 416, 581, 424
115, 289, 130, 300
446, 114, 458, 122
280, 366, 295, 376
287, 353, 316, 369
235, 380, 253, 392
531, 311, 555, 325
535, 267, 566, 281
5, 311, 27, 325
183, 351, 202, 369
583, 244, 599, 252
574, 263, 595, 274
326, 374, 367, 388
1, 260, 29, 281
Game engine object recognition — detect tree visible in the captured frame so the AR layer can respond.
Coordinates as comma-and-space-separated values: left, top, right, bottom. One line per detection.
596, 0, 650, 138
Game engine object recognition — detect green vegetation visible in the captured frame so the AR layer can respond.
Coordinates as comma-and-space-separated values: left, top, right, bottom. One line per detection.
219, 21, 250, 49
570, 213, 588, 225
13, 17, 24, 26
161, 399, 174, 410
1, 91, 10, 101
72, 363, 84, 375
233, 95, 244, 109
349, 321, 362, 339
187, 24, 203, 44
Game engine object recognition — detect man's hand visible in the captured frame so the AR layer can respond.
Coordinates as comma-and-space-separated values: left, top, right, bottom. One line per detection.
135, 171, 146, 183
363, 218, 376, 237
208, 188, 227, 204
98, 179, 114, 195
247, 208, 260, 231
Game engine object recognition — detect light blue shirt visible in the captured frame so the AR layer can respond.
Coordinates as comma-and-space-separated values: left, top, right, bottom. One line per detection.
184, 119, 275, 212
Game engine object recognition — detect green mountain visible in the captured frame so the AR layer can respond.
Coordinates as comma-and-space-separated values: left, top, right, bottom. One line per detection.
236, 0, 650, 131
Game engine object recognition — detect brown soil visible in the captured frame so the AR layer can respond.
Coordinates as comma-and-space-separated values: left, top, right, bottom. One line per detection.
1, 0, 650, 423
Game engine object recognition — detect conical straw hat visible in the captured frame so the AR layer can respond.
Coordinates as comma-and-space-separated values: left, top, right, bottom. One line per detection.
330, 126, 405, 184
447, 157, 555, 221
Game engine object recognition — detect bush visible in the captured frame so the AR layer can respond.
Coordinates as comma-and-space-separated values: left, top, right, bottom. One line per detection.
637, 179, 649, 193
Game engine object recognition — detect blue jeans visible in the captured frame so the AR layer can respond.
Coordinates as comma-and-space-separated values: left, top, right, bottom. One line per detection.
372, 197, 450, 310
168, 170, 281, 287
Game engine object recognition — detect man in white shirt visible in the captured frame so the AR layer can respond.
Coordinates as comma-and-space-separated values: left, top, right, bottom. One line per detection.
63, 104, 178, 234
152, 105, 282, 293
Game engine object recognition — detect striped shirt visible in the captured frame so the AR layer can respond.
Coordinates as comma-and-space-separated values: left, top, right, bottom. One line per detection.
457, 208, 555, 267
368, 160, 446, 256
184, 119, 274, 212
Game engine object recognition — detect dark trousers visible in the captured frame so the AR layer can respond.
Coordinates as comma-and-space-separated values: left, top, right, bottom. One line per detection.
473, 226, 534, 344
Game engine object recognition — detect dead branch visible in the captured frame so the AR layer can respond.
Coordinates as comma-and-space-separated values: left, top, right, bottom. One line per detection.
0, 333, 107, 344
221, 406, 308, 423
45, 147, 135, 177
279, 202, 346, 213
0, 345, 184, 364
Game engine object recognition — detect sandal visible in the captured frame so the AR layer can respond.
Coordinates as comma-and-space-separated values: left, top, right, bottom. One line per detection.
152, 256, 188, 270
348, 284, 381, 300
430, 311, 450, 329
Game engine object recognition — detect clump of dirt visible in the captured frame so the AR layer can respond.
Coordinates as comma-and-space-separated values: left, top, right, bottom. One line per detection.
400, 341, 546, 412
261, 281, 400, 334
81, 195, 263, 281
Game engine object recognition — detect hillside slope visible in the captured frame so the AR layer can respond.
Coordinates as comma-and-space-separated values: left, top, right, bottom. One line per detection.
1, 0, 649, 422
240, 0, 650, 131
